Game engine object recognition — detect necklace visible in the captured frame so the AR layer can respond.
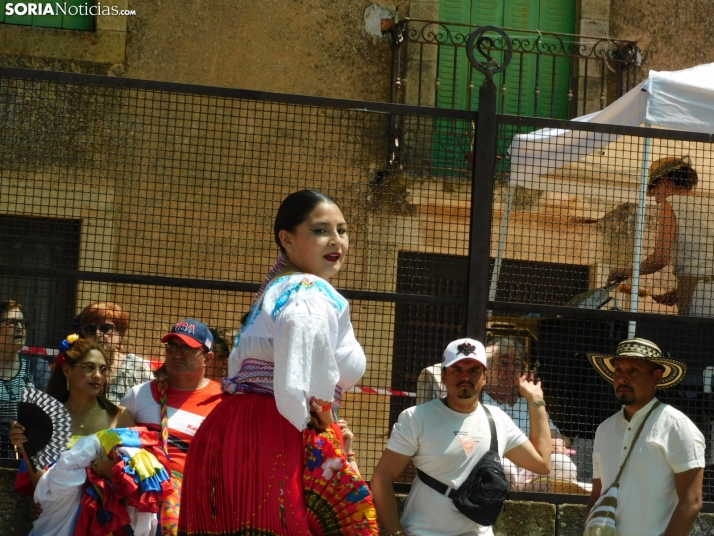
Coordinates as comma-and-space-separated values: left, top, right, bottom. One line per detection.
76, 401, 99, 430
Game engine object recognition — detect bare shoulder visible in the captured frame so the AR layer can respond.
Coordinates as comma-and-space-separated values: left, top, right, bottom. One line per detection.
114, 406, 136, 428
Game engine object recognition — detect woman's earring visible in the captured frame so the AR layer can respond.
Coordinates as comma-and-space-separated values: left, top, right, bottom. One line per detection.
66, 378, 70, 392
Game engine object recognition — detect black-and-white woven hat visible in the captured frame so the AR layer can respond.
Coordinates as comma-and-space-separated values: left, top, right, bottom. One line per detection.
589, 338, 687, 389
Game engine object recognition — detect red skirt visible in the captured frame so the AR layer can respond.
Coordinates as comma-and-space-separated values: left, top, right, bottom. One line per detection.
177, 393, 378, 535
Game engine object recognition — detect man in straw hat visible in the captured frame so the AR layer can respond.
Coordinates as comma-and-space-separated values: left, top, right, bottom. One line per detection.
586, 338, 705, 535
608, 156, 714, 317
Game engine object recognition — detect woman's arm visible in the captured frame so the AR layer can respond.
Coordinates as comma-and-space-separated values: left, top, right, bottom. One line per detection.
273, 304, 340, 431
337, 419, 359, 475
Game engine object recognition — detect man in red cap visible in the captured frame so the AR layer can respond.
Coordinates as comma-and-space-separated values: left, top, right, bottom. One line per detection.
121, 318, 225, 536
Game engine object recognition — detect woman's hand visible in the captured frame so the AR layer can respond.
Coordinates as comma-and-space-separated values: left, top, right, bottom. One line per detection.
337, 419, 354, 455
29, 500, 42, 521
10, 421, 27, 454
307, 397, 333, 433
653, 289, 678, 306
91, 450, 117, 480
607, 267, 631, 286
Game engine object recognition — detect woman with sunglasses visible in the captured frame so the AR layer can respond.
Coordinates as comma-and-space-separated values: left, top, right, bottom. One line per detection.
178, 190, 378, 535
11, 335, 135, 488
79, 301, 152, 404
0, 300, 51, 458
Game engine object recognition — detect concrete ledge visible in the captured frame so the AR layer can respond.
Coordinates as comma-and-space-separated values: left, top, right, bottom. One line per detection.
2, 475, 713, 535
0, 468, 33, 534
495, 500, 556, 536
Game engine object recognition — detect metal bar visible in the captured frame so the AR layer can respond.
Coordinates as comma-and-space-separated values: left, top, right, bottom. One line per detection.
550, 54, 557, 118
466, 76, 498, 340
434, 44, 441, 107
517, 52, 524, 116
495, 114, 714, 142
534, 51, 541, 116
488, 300, 714, 327
418, 43, 424, 106
402, 18, 638, 45
0, 67, 478, 121
567, 53, 574, 119
600, 57, 607, 110
0, 266, 465, 306
583, 57, 589, 116
488, 185, 514, 303
628, 131, 653, 337
451, 45, 458, 110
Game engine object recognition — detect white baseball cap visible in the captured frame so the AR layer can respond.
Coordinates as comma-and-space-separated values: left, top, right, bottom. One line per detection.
442, 338, 487, 369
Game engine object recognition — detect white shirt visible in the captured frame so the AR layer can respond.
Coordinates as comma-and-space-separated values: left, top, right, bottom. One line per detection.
669, 194, 714, 277
592, 398, 705, 536
228, 273, 366, 431
387, 399, 527, 536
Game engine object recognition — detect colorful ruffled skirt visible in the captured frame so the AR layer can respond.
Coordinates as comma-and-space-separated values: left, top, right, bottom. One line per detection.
177, 393, 378, 535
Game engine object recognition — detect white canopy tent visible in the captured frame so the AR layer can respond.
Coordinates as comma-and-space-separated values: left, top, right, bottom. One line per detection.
495, 63, 714, 333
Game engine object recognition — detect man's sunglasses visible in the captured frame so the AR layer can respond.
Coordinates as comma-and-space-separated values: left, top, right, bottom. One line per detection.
83, 323, 115, 335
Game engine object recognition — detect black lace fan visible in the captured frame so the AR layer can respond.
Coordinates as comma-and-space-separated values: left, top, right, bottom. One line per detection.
18, 387, 72, 470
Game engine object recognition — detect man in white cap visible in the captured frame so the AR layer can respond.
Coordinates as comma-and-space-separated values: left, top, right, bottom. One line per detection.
586, 337, 704, 536
371, 338, 553, 536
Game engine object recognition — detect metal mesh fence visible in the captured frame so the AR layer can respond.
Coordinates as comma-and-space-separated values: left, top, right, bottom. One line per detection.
1, 68, 714, 502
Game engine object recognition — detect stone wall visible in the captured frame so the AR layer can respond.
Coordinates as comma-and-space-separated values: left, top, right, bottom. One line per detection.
4, 470, 714, 536
610, 0, 714, 81
0, 0, 403, 102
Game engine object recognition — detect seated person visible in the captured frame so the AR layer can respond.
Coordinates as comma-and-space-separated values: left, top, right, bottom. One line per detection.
79, 301, 152, 404
0, 301, 51, 458
417, 336, 589, 492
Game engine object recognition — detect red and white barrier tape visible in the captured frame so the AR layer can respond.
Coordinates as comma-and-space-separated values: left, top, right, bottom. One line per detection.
348, 386, 416, 397
20, 346, 59, 356
20, 348, 418, 397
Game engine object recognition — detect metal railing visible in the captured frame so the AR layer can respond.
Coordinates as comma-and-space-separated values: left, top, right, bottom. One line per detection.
390, 19, 640, 118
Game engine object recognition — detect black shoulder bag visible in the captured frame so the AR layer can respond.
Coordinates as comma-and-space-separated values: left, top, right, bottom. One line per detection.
417, 405, 509, 526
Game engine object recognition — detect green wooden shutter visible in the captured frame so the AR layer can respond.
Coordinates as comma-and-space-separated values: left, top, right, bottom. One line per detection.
433, 0, 574, 175
0, 0, 93, 30
536, 0, 575, 118
432, 0, 474, 174
436, 0, 575, 118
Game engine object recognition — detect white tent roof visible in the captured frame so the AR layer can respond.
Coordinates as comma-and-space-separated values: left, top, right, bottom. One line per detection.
509, 63, 714, 201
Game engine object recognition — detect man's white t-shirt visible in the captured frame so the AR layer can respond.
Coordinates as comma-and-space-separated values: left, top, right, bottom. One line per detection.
387, 399, 527, 536
593, 398, 705, 536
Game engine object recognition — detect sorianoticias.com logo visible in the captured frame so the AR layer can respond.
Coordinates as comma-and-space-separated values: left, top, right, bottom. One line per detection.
5, 3, 136, 16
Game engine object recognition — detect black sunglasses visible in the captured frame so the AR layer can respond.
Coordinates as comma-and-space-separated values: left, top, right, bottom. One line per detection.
83, 323, 115, 335
1, 319, 30, 328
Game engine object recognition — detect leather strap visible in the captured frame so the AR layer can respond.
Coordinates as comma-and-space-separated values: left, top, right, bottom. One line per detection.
416, 403, 499, 497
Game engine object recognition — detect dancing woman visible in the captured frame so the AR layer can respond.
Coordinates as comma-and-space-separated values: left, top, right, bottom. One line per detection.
178, 190, 378, 535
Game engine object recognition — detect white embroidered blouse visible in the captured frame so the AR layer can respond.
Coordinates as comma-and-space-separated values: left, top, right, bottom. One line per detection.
227, 273, 366, 431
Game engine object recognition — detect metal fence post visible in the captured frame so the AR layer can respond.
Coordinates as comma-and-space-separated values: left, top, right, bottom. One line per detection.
464, 27, 513, 341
